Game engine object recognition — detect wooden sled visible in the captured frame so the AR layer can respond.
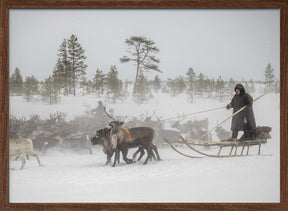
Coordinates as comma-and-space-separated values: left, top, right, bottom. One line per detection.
164, 136, 270, 158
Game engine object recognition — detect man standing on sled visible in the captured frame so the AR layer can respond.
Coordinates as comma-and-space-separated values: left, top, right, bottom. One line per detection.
226, 84, 256, 140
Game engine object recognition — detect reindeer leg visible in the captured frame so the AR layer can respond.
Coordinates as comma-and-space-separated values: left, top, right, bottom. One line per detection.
151, 144, 161, 160
117, 152, 120, 163
16, 155, 29, 160
106, 152, 113, 165
113, 149, 119, 167
138, 148, 145, 161
132, 148, 140, 161
31, 152, 44, 167
258, 143, 261, 155
122, 148, 133, 164
143, 146, 152, 165
143, 152, 149, 165
19, 154, 26, 170
151, 151, 156, 160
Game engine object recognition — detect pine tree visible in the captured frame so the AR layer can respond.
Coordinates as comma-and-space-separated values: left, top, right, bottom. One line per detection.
209, 79, 215, 97
53, 35, 87, 96
274, 79, 280, 93
124, 79, 130, 91
186, 68, 196, 103
93, 69, 106, 96
175, 75, 186, 94
9, 68, 23, 95
197, 73, 205, 97
53, 39, 73, 96
228, 78, 235, 95
206, 78, 214, 97
106, 65, 123, 103
166, 76, 186, 96
265, 63, 275, 90
245, 79, 256, 94
23, 75, 39, 101
68, 34, 88, 96
151, 75, 161, 93
166, 79, 175, 95
40, 76, 60, 104
216, 76, 225, 102
120, 36, 161, 94
53, 59, 66, 95
86, 80, 93, 95
79, 76, 88, 96
161, 80, 170, 93
134, 72, 151, 103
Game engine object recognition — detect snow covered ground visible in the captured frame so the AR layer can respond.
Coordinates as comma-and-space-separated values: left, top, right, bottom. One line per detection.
9, 91, 280, 203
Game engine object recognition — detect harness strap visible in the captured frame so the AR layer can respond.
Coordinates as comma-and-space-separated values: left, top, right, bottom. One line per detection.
120, 126, 133, 141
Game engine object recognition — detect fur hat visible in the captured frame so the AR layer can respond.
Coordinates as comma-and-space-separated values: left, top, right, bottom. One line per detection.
234, 84, 245, 94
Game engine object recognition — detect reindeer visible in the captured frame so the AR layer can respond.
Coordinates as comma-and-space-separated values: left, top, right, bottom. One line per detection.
155, 128, 181, 145
171, 120, 191, 134
215, 126, 232, 141
109, 121, 161, 167
91, 128, 115, 165
132, 146, 157, 161
91, 128, 133, 165
125, 111, 162, 129
91, 128, 156, 164
91, 126, 156, 166
9, 138, 44, 170
102, 108, 161, 167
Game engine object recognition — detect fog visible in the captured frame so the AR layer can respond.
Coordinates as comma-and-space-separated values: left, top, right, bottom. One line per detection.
9, 9, 280, 81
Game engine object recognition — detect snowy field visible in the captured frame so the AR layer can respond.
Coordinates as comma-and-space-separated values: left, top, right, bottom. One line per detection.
9, 91, 280, 203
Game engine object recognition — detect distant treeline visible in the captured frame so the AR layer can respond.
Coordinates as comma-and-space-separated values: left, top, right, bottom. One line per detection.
9, 65, 279, 105
9, 34, 279, 104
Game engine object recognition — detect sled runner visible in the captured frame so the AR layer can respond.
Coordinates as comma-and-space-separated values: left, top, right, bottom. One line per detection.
184, 136, 268, 157
164, 136, 270, 158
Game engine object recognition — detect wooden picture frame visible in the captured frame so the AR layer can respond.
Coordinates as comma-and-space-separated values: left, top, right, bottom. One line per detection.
1, 0, 287, 210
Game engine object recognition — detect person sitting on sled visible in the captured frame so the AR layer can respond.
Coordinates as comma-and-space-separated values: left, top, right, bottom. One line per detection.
226, 84, 256, 140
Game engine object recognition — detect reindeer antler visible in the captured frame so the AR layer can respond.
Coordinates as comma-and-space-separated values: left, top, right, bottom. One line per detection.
103, 107, 116, 121
156, 115, 163, 121
145, 110, 156, 121
121, 115, 129, 121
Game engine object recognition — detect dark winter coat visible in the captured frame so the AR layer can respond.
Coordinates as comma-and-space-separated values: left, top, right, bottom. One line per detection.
230, 85, 256, 131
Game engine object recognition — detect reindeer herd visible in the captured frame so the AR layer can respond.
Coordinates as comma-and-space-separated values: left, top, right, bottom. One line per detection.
9, 108, 229, 169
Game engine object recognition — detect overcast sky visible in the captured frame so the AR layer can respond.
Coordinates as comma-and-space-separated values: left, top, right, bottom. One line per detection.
9, 9, 280, 82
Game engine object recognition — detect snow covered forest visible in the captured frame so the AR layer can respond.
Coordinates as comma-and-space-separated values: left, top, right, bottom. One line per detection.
9, 34, 280, 203
9, 34, 279, 105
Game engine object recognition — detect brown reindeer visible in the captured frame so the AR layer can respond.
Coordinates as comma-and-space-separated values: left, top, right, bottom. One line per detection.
91, 128, 158, 165
108, 121, 161, 167
91, 128, 133, 165
101, 107, 161, 167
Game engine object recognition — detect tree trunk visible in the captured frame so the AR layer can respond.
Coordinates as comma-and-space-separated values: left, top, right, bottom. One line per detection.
133, 65, 139, 94
133, 48, 140, 94
72, 55, 76, 96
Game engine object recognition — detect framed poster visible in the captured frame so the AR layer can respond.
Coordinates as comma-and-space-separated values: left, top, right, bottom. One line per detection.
1, 0, 287, 210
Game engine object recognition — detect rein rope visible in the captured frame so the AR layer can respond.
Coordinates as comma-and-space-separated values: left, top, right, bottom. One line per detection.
159, 106, 225, 121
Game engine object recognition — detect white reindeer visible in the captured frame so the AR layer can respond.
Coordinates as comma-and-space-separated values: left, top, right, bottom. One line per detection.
9, 138, 44, 170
